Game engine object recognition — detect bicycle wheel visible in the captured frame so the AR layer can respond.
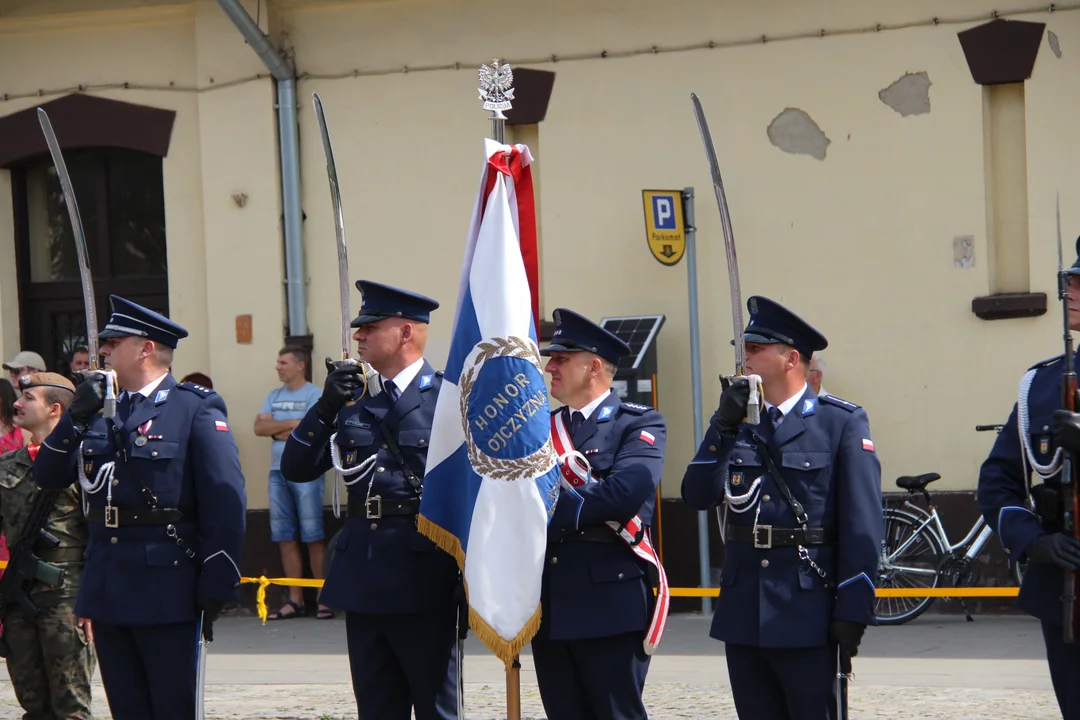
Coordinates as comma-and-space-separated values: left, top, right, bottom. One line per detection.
876, 508, 946, 625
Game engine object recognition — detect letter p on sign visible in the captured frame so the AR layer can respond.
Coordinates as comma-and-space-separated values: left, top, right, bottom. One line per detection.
652, 195, 676, 230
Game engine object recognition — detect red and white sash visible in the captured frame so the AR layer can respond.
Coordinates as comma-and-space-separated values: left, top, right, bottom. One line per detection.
550, 410, 670, 654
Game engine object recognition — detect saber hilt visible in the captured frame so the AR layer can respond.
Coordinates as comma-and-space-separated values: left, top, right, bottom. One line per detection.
744, 374, 762, 425
85, 369, 118, 419
721, 373, 763, 425
325, 357, 381, 404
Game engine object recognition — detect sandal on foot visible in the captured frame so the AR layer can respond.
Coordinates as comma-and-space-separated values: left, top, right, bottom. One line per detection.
315, 607, 335, 620
267, 600, 307, 621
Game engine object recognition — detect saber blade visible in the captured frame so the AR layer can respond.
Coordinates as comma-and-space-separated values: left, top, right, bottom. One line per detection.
37, 108, 99, 365
37, 108, 116, 417
312, 93, 353, 362
196, 611, 208, 720
690, 93, 745, 373
836, 646, 851, 719
690, 93, 760, 423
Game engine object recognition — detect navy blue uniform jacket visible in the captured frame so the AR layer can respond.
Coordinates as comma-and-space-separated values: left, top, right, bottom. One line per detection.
33, 376, 247, 625
280, 360, 459, 614
541, 392, 666, 641
978, 352, 1078, 624
681, 388, 882, 648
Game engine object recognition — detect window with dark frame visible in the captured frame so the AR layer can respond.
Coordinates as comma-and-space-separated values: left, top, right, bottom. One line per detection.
14, 147, 169, 374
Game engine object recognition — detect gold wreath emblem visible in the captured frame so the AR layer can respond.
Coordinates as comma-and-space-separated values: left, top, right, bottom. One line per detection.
459, 336, 557, 481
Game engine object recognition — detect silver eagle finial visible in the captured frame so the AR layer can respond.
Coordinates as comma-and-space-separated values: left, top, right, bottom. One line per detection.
478, 58, 515, 119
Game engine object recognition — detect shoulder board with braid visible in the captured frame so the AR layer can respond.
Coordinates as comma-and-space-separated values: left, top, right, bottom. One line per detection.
177, 382, 216, 398
620, 402, 655, 416
819, 395, 861, 413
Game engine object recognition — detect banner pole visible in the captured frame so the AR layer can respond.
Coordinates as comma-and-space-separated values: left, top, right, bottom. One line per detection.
477, 56, 523, 720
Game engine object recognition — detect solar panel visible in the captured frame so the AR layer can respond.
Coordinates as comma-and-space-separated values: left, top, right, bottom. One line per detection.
599, 315, 665, 372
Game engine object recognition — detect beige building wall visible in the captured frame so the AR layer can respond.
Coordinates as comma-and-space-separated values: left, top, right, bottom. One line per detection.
1, 0, 1079, 509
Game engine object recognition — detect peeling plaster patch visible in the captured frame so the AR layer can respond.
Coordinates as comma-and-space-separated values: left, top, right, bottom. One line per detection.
1049, 30, 1062, 59
766, 108, 830, 161
879, 72, 932, 117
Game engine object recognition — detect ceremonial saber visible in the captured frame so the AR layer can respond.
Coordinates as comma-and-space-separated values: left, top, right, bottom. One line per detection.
36, 108, 117, 417
836, 646, 852, 719
196, 611, 209, 720
313, 92, 356, 368
312, 91, 382, 522
689, 94, 762, 423
312, 93, 380, 398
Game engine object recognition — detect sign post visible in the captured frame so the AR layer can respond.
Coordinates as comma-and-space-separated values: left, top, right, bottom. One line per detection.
641, 187, 711, 613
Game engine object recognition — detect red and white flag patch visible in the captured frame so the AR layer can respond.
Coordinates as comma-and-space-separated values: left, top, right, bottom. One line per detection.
214, 420, 229, 432
640, 430, 656, 445
862, 438, 875, 452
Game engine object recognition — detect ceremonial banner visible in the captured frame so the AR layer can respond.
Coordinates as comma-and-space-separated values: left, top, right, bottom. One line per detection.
420, 138, 560, 665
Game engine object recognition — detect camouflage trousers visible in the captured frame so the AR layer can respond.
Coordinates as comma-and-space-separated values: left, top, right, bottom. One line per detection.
3, 602, 96, 720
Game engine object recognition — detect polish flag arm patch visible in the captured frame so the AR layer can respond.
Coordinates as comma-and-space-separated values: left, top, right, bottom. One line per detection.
862, 438, 875, 452
215, 420, 229, 432
640, 430, 656, 445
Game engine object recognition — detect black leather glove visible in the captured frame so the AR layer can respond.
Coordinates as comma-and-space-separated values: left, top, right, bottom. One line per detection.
197, 597, 226, 642
1053, 409, 1080, 455
1025, 533, 1080, 570
830, 619, 866, 658
68, 373, 106, 432
315, 359, 365, 423
709, 377, 751, 436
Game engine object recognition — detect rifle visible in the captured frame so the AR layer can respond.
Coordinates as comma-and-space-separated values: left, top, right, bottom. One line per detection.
0, 486, 67, 657
1055, 193, 1080, 643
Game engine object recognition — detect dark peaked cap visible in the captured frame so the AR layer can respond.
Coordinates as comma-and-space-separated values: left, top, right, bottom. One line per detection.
736, 295, 828, 359
1066, 235, 1080, 277
351, 279, 440, 327
539, 308, 631, 365
97, 295, 189, 349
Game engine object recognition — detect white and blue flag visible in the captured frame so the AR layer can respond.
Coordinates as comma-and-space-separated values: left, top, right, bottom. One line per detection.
419, 138, 560, 665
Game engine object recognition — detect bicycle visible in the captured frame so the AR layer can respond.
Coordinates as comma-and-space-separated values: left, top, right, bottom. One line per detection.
875, 423, 1025, 625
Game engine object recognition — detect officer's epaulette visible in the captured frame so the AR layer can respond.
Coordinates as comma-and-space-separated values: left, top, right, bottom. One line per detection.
1028, 354, 1065, 371
177, 382, 216, 398
620, 402, 654, 415
819, 394, 861, 413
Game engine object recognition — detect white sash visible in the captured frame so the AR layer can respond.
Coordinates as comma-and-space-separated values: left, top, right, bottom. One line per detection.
550, 409, 670, 654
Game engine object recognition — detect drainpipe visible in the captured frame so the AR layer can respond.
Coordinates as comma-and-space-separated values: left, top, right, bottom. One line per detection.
216, 0, 307, 337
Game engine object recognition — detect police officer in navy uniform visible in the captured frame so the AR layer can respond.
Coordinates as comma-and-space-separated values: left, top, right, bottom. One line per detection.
681, 296, 882, 720
533, 308, 667, 720
280, 280, 460, 720
978, 241, 1080, 720
32, 295, 247, 720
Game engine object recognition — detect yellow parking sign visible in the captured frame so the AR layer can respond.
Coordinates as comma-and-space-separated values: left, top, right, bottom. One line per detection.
642, 190, 686, 266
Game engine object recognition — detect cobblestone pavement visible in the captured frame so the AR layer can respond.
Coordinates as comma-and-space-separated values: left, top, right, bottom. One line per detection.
0, 613, 1060, 719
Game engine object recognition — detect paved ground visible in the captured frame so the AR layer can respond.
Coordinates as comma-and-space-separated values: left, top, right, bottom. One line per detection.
0, 611, 1061, 719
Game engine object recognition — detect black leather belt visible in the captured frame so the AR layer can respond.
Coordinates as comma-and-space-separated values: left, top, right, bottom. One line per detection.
726, 524, 836, 548
562, 526, 621, 544
87, 506, 194, 528
347, 496, 420, 519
